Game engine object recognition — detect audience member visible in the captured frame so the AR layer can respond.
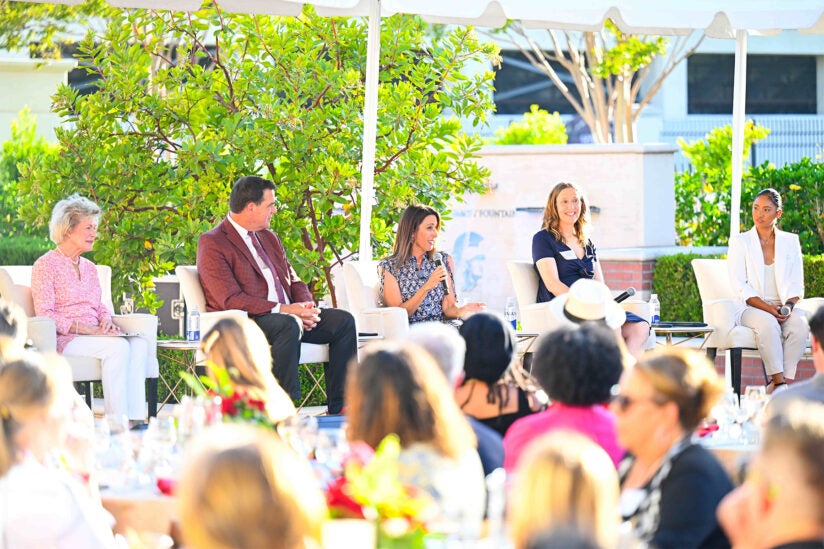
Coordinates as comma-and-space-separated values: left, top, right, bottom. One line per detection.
0, 299, 27, 350
346, 342, 485, 536
532, 182, 649, 356
717, 399, 824, 549
613, 347, 732, 548
771, 304, 824, 407
378, 204, 484, 324
197, 175, 356, 414
201, 317, 296, 423
178, 423, 327, 549
0, 351, 116, 548
728, 188, 809, 394
407, 321, 504, 476
504, 322, 625, 471
508, 431, 620, 549
31, 194, 149, 426
455, 312, 542, 437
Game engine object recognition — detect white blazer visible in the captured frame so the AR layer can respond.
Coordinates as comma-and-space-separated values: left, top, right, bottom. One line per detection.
728, 227, 804, 323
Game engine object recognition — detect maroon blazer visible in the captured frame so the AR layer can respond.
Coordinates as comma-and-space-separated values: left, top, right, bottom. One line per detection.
197, 218, 313, 316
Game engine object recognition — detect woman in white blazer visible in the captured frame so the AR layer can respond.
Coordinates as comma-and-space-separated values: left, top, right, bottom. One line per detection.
728, 188, 809, 393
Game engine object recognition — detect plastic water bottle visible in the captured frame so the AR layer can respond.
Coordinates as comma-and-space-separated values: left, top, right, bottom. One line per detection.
650, 293, 661, 324
186, 305, 200, 341
505, 297, 518, 330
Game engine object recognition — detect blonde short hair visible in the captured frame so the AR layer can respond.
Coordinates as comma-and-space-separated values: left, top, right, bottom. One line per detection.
178, 424, 327, 549
508, 431, 620, 549
48, 194, 101, 245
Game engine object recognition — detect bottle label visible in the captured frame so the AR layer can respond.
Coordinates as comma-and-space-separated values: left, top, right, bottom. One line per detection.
187, 329, 200, 342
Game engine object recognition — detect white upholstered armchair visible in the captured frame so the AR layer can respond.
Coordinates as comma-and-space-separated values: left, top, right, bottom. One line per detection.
338, 261, 409, 340
0, 265, 159, 415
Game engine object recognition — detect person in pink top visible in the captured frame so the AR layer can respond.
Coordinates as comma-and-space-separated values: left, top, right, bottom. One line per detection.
503, 322, 626, 471
31, 195, 146, 426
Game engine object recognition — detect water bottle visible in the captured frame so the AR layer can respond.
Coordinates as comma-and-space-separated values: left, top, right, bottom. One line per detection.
650, 293, 661, 324
186, 305, 200, 341
505, 297, 518, 330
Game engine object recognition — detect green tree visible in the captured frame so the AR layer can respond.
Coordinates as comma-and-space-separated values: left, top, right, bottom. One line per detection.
674, 120, 770, 246
0, 108, 58, 238
17, 6, 498, 311
491, 104, 568, 145
0, 0, 114, 58
497, 20, 702, 143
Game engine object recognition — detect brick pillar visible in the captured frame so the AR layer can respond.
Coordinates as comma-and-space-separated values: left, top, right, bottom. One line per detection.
600, 259, 656, 297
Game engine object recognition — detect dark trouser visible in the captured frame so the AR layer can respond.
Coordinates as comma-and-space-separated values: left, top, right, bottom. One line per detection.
253, 308, 356, 414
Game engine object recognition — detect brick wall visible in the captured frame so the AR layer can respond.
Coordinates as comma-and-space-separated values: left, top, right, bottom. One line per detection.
712, 355, 817, 388
601, 259, 656, 296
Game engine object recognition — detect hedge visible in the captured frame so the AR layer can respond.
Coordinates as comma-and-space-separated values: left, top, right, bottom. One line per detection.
0, 235, 51, 265
652, 253, 824, 322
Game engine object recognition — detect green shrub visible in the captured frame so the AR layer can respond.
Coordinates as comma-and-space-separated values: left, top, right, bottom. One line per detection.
804, 255, 824, 299
750, 158, 824, 255
492, 104, 568, 145
674, 121, 769, 245
0, 235, 52, 265
652, 252, 724, 322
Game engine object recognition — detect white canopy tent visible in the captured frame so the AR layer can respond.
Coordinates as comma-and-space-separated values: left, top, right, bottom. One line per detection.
12, 0, 824, 257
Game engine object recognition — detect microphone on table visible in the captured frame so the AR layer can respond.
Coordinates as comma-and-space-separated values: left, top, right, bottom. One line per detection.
614, 287, 636, 303
433, 252, 450, 295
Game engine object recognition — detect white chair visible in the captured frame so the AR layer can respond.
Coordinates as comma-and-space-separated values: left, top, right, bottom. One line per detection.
339, 260, 409, 340
0, 265, 159, 415
507, 260, 655, 345
691, 258, 824, 395
175, 265, 330, 408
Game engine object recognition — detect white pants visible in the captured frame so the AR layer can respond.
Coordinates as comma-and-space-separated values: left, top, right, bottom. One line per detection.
63, 336, 147, 420
739, 307, 809, 379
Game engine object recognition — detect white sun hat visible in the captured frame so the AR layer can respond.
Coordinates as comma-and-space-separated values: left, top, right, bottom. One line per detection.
548, 278, 626, 330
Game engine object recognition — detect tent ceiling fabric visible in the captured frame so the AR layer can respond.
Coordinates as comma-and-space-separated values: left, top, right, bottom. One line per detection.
13, 0, 824, 36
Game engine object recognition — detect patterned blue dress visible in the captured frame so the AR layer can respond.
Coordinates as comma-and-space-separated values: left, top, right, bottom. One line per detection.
378, 252, 456, 324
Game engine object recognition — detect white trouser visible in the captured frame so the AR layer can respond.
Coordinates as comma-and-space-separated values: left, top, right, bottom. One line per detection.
739, 307, 809, 379
64, 336, 147, 420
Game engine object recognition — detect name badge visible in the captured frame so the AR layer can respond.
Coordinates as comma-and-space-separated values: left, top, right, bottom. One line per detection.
560, 250, 577, 260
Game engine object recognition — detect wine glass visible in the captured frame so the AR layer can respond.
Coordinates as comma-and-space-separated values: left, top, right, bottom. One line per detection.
314, 428, 349, 472
278, 415, 319, 458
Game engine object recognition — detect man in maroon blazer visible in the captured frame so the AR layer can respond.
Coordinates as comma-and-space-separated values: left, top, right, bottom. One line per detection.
197, 176, 356, 414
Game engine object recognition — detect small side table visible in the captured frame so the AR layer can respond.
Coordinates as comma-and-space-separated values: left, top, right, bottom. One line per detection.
652, 322, 715, 348
155, 339, 205, 414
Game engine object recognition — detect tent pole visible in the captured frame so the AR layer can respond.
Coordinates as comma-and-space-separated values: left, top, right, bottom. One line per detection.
730, 30, 747, 238
358, 0, 381, 262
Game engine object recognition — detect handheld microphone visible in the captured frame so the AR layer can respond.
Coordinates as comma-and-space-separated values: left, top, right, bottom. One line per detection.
433, 252, 450, 295
614, 287, 636, 303
779, 304, 791, 316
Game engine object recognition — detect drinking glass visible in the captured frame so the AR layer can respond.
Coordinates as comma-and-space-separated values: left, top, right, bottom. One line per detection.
278, 415, 319, 458
314, 428, 349, 472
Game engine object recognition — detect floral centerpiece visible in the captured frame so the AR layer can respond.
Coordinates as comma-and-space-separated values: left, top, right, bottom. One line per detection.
180, 363, 275, 430
326, 434, 436, 548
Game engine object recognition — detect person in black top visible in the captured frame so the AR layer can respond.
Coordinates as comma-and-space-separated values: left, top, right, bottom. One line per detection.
718, 399, 824, 549
532, 182, 649, 357
612, 347, 733, 548
454, 312, 542, 437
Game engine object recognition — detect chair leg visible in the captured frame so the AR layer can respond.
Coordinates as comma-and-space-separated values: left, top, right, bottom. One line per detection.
706, 347, 718, 363
760, 361, 770, 384
147, 377, 158, 418
74, 381, 93, 409
730, 348, 743, 397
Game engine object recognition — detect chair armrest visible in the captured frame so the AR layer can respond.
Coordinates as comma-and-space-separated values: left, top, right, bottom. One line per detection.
796, 297, 824, 316
113, 313, 159, 377
27, 316, 57, 352
360, 307, 409, 340
703, 299, 738, 340
621, 299, 651, 323
520, 302, 556, 333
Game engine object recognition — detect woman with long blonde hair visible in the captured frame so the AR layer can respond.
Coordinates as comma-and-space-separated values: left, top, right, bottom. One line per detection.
532, 182, 649, 357
508, 430, 621, 549
201, 317, 295, 423
178, 423, 327, 549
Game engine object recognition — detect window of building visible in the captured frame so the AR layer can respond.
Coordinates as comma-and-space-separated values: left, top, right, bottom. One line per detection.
493, 51, 580, 115
687, 54, 817, 114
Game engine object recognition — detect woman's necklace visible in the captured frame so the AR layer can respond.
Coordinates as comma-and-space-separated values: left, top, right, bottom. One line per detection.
759, 231, 774, 246
55, 246, 81, 277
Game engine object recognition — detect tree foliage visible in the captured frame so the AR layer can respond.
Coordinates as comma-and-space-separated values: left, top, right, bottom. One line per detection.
491, 104, 568, 145
0, 0, 113, 58
674, 121, 770, 246
16, 6, 498, 311
497, 20, 702, 143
